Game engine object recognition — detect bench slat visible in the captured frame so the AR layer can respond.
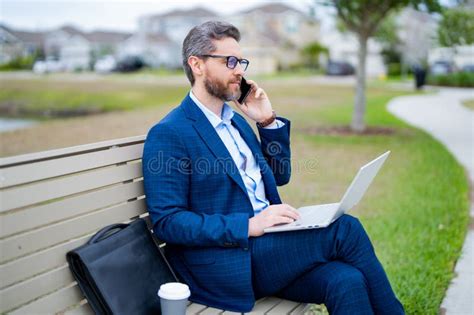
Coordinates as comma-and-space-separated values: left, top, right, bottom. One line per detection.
0, 143, 144, 188
0, 161, 142, 212
289, 303, 310, 315
186, 302, 209, 314
0, 199, 146, 263
267, 299, 302, 314
0, 135, 309, 314
198, 306, 224, 314
62, 300, 93, 315
247, 297, 282, 314
63, 300, 230, 315
1, 265, 73, 313
8, 284, 85, 315
0, 135, 145, 167
1, 232, 92, 289
0, 180, 144, 238
221, 297, 266, 315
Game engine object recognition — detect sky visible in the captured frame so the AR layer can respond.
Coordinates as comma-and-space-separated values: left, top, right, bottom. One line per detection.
0, 0, 324, 32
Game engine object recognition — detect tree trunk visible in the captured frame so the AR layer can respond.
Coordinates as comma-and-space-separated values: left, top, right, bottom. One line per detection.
351, 33, 368, 132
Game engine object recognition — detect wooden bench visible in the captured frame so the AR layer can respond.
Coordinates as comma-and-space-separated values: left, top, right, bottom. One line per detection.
0, 135, 310, 315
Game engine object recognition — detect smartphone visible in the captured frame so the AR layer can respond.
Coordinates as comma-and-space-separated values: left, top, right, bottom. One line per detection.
238, 77, 252, 104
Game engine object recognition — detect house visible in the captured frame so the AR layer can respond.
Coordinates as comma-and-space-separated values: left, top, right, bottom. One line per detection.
85, 30, 132, 59
1, 23, 131, 71
44, 26, 86, 60
234, 3, 319, 49
0, 24, 44, 64
319, 30, 386, 77
117, 33, 180, 68
44, 26, 131, 71
43, 26, 91, 71
2, 4, 321, 74
127, 7, 218, 67
139, 7, 218, 43
228, 3, 321, 74
133, 4, 321, 75
428, 45, 474, 70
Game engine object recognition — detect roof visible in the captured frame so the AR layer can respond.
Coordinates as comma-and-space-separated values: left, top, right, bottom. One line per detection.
58, 25, 84, 36
1, 24, 45, 45
84, 31, 132, 43
58, 25, 132, 43
125, 32, 174, 45
143, 33, 174, 44
148, 7, 218, 19
240, 3, 304, 15
1, 24, 132, 46
0, 23, 12, 32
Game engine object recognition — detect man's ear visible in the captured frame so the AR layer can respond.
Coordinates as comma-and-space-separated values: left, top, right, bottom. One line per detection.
188, 56, 204, 77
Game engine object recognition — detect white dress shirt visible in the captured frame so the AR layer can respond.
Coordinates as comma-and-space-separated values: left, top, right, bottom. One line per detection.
190, 90, 284, 213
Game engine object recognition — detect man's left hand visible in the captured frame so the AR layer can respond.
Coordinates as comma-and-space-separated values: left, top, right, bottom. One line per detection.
233, 79, 274, 124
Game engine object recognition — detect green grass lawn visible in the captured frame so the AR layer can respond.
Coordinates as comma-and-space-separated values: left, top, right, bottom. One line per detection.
0, 77, 188, 118
266, 83, 469, 314
0, 75, 469, 314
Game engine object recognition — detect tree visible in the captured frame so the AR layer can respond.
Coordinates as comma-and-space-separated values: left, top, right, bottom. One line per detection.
318, 0, 442, 132
300, 42, 329, 70
438, 8, 474, 47
373, 13, 403, 75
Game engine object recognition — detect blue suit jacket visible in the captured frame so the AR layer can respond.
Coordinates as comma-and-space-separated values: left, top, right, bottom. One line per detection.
142, 94, 291, 312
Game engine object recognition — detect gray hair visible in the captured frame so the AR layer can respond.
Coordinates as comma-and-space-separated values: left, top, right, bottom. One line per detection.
182, 21, 241, 85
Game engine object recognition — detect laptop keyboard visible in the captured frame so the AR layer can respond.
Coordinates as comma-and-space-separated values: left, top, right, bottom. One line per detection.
296, 203, 339, 225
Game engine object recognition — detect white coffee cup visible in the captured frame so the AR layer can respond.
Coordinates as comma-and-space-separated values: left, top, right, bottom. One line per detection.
158, 282, 191, 315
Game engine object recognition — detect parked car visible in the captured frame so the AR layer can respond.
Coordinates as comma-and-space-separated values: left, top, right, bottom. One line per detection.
32, 61, 47, 74
94, 55, 117, 73
32, 58, 64, 74
429, 61, 455, 75
115, 56, 145, 72
326, 61, 355, 76
462, 64, 474, 73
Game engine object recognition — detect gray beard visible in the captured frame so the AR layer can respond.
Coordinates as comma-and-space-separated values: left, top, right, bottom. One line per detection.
204, 76, 239, 102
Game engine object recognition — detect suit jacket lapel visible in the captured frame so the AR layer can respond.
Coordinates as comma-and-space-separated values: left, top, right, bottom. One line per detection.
231, 117, 267, 172
231, 116, 281, 205
181, 95, 248, 196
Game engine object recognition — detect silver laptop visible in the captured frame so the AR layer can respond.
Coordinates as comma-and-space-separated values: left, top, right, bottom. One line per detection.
264, 151, 390, 233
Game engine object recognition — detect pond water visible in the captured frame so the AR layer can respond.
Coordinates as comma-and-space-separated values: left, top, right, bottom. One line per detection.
0, 118, 37, 132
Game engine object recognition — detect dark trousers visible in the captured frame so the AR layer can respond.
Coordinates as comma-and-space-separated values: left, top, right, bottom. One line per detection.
250, 214, 405, 315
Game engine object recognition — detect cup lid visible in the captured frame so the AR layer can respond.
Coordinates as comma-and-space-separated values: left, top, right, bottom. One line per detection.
158, 282, 190, 300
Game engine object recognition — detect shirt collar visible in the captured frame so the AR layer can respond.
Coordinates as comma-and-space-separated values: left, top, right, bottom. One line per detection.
189, 90, 234, 128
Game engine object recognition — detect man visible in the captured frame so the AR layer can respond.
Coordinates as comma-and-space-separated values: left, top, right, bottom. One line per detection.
143, 21, 404, 314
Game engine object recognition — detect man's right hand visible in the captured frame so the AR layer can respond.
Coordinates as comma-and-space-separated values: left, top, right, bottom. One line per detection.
248, 204, 300, 237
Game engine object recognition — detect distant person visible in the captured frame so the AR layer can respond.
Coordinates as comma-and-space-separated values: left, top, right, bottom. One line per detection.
413, 64, 427, 90
142, 21, 405, 314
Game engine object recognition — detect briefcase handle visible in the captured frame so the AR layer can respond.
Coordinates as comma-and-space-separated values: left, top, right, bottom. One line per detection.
88, 223, 129, 244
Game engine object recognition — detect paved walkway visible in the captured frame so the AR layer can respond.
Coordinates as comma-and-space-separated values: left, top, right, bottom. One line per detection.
387, 87, 474, 315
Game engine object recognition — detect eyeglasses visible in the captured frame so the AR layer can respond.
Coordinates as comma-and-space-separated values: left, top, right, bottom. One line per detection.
200, 55, 249, 71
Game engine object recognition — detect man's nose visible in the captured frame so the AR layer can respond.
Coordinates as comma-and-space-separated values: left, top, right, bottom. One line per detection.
234, 63, 245, 75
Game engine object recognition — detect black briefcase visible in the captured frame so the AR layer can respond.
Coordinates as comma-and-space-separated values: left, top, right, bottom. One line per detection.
67, 218, 177, 315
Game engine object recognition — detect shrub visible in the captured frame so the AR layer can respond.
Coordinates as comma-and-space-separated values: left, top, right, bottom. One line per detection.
387, 63, 401, 76
300, 41, 329, 69
0, 55, 35, 71
427, 72, 474, 87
